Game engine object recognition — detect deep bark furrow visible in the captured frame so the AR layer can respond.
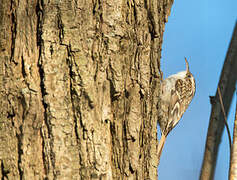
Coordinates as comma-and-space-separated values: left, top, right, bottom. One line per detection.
16, 126, 23, 180
10, 0, 17, 64
36, 1, 57, 178
1, 160, 9, 180
37, 37, 56, 180
67, 56, 80, 141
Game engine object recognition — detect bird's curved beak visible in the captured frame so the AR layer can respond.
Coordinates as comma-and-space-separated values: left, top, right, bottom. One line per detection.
185, 57, 190, 73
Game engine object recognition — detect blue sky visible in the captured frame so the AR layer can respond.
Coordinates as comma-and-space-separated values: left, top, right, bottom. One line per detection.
159, 0, 237, 179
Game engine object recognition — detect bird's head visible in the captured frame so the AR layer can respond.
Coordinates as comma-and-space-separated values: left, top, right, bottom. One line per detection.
169, 58, 194, 80
184, 57, 196, 95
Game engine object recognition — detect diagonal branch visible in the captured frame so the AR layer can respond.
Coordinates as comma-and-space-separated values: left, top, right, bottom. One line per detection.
200, 22, 237, 180
217, 86, 232, 151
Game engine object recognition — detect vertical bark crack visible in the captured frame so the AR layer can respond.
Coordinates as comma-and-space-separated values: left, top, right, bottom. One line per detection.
16, 125, 23, 180
10, 0, 17, 64
36, 0, 56, 179
56, 10, 64, 44
66, 45, 80, 142
1, 160, 10, 180
21, 56, 26, 78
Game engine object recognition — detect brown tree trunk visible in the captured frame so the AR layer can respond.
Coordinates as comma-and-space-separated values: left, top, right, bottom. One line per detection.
229, 101, 237, 180
0, 0, 173, 179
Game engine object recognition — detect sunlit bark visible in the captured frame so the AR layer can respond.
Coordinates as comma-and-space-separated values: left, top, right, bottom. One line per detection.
229, 101, 237, 180
0, 0, 174, 179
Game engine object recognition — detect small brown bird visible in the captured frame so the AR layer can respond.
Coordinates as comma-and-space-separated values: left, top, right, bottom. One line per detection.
158, 57, 196, 161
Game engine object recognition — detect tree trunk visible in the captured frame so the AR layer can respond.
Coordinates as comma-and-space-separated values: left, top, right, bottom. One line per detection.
229, 100, 237, 180
0, 0, 173, 179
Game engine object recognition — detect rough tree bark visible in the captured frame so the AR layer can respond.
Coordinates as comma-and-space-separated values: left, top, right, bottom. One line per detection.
0, 0, 173, 179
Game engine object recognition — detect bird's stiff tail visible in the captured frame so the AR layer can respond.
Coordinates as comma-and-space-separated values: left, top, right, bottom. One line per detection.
158, 133, 166, 163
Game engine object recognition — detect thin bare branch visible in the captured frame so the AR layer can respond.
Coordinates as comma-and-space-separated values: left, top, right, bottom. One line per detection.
218, 86, 232, 150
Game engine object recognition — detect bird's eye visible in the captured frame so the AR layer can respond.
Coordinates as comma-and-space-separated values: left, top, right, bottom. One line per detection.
187, 74, 191, 78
